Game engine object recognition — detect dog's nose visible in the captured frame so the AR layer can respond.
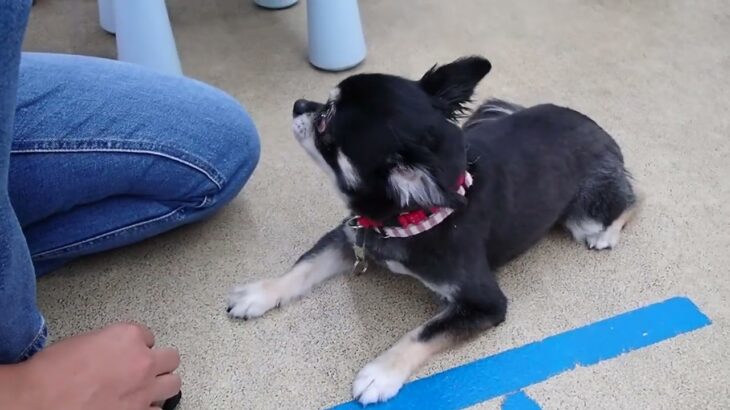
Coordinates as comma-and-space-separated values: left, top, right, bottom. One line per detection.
293, 99, 323, 117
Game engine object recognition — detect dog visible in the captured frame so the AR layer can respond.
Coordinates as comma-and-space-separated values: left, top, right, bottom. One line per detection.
227, 56, 637, 405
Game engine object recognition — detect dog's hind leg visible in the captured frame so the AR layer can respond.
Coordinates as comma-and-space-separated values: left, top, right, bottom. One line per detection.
564, 164, 639, 250
590, 203, 640, 249
352, 257, 506, 405
227, 225, 353, 320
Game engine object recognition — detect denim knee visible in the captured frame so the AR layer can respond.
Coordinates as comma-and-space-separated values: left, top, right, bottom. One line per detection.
16, 53, 261, 203
8, 55, 261, 275
183, 86, 261, 211
15, 53, 261, 213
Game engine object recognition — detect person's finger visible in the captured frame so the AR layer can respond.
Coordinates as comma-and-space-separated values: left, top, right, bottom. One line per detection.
147, 373, 182, 404
152, 347, 180, 375
116, 321, 155, 347
132, 323, 156, 348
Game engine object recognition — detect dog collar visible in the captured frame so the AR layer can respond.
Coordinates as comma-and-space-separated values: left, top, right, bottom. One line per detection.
352, 171, 473, 238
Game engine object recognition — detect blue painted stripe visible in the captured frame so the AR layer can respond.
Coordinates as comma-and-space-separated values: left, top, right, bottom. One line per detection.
330, 296, 710, 410
501, 391, 541, 410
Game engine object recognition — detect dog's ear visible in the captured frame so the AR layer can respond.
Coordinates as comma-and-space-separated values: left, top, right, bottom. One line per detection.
388, 164, 466, 209
419, 56, 491, 120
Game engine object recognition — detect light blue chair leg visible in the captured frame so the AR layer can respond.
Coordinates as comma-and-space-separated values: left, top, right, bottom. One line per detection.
97, 0, 183, 76
306, 0, 366, 71
254, 0, 298, 9
98, 0, 115, 33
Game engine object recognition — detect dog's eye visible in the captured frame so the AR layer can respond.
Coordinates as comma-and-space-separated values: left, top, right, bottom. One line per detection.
316, 102, 336, 135
316, 115, 328, 134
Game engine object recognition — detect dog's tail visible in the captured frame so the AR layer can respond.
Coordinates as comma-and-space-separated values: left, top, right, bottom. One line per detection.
463, 98, 525, 129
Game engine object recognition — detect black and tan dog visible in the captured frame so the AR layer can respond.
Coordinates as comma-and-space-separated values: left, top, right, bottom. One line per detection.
228, 56, 637, 405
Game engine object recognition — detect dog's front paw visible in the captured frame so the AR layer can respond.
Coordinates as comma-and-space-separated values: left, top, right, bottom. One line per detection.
226, 280, 281, 320
352, 359, 409, 405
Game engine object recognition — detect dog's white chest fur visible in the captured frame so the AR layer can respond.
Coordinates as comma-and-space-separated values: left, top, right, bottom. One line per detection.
385, 260, 458, 301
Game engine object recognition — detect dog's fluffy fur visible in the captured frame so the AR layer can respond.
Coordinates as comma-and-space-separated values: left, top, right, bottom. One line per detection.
227, 56, 637, 404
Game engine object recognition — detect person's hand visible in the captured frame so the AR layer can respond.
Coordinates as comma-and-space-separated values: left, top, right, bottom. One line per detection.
18, 322, 181, 410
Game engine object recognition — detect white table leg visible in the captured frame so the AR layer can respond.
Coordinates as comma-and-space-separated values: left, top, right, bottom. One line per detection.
254, 0, 298, 9
97, 0, 182, 76
98, 0, 115, 33
306, 0, 366, 71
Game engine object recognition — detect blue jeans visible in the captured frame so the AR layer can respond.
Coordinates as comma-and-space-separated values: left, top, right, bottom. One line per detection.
0, 0, 260, 364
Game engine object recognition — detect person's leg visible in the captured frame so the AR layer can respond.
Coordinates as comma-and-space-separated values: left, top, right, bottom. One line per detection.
0, 0, 48, 364
10, 53, 260, 276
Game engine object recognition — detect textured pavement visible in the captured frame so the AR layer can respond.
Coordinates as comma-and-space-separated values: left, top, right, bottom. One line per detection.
24, 0, 730, 408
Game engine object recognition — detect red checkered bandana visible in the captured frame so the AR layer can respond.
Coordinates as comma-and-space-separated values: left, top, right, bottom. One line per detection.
355, 171, 473, 238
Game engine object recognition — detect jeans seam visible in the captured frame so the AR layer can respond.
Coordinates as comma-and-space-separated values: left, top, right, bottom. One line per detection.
10, 145, 225, 190
14, 315, 46, 362
195, 195, 211, 208
31, 205, 187, 259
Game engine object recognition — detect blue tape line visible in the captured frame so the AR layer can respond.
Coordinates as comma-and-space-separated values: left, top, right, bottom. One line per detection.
329, 296, 711, 410
501, 391, 541, 410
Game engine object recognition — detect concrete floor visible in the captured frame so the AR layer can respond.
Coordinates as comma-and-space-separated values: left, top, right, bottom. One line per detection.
23, 0, 729, 409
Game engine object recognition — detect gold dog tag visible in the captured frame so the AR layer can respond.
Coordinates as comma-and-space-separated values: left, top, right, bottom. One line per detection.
352, 245, 368, 275
349, 218, 370, 275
